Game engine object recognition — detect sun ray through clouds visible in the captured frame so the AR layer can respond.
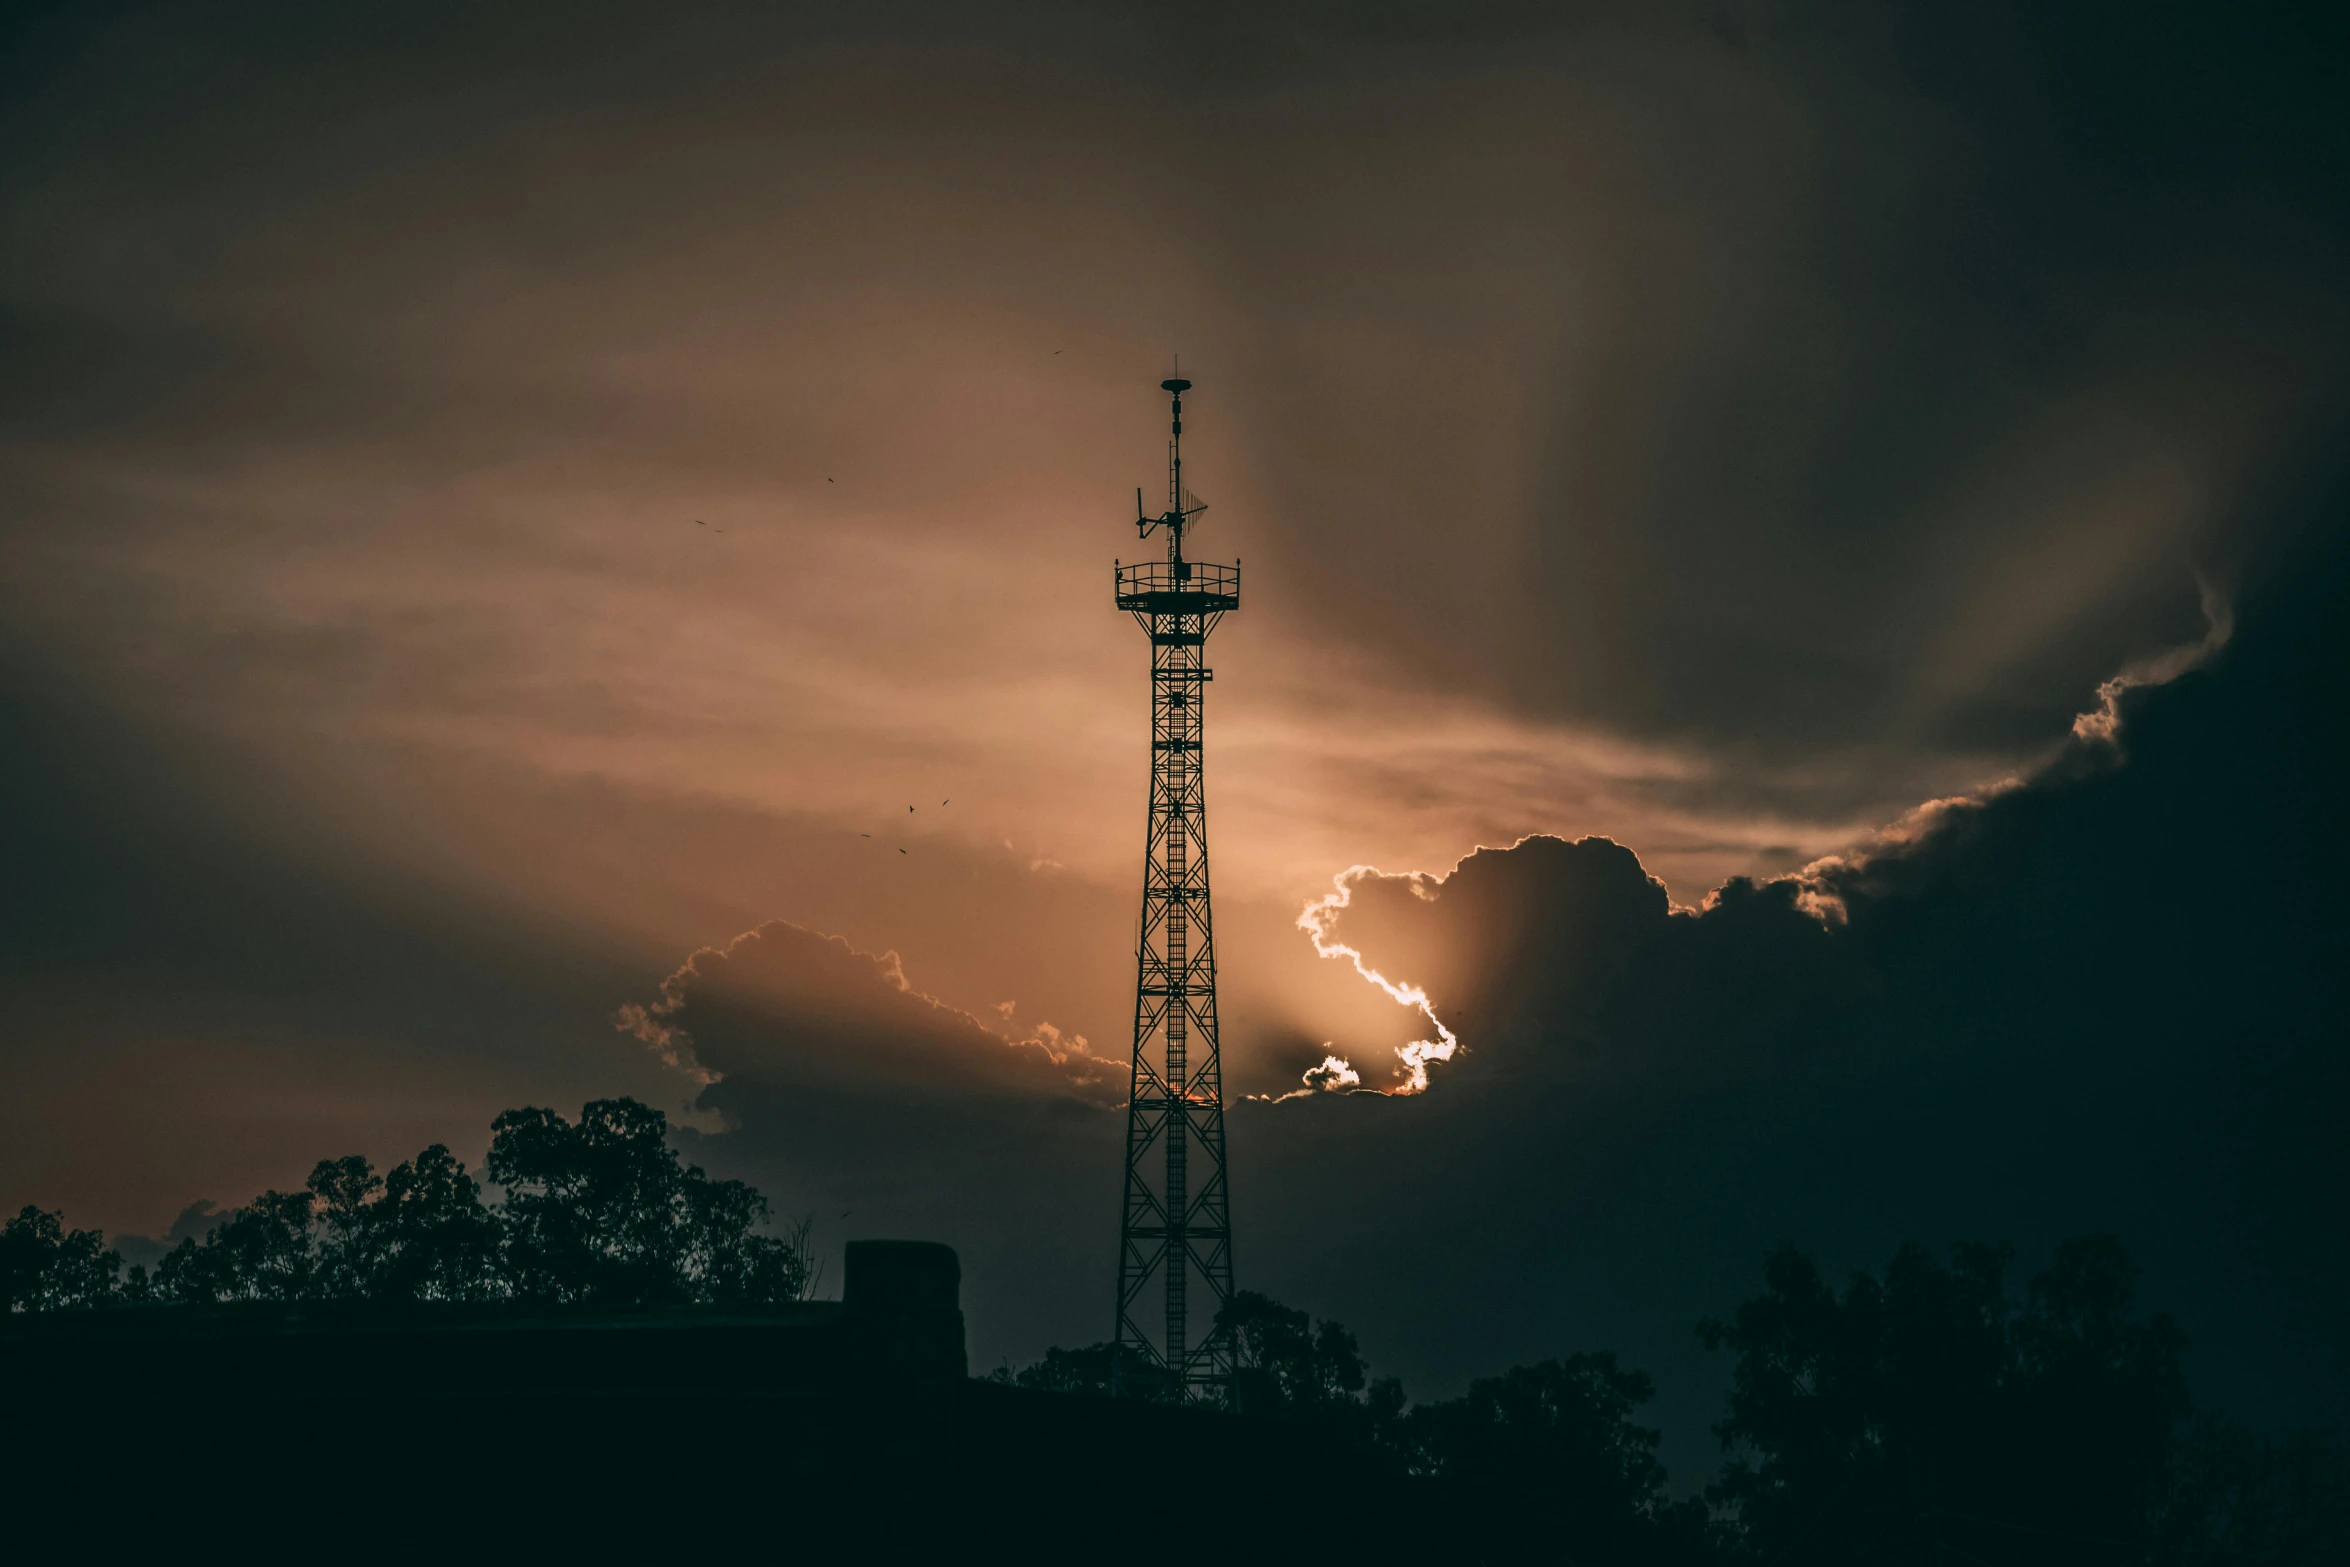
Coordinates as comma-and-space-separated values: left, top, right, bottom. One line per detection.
1273, 867, 1464, 1099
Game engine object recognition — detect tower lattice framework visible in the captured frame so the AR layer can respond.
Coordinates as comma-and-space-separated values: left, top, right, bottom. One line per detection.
1112, 375, 1239, 1399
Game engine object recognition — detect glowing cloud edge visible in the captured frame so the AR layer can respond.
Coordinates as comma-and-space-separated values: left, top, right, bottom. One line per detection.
1253, 869, 1465, 1102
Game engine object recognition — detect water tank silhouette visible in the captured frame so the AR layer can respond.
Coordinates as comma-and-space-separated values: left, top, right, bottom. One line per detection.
842, 1240, 966, 1381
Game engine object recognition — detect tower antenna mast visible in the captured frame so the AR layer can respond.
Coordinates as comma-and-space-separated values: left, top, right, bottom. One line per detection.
1112, 370, 1238, 1400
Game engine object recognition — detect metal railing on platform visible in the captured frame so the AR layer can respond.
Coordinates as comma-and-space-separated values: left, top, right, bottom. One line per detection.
1114, 559, 1240, 610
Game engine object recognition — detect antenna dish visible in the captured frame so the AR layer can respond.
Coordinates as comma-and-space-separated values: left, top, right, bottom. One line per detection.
1161, 377, 1192, 393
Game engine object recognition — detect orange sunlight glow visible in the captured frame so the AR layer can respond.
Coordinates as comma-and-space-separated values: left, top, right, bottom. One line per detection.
1278, 868, 1464, 1099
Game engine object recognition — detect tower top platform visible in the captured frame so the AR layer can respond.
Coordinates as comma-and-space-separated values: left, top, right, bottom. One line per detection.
1114, 558, 1240, 615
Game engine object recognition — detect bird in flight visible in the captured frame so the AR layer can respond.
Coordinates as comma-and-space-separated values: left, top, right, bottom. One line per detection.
860, 833, 870, 838
827, 476, 835, 483
941, 798, 949, 806
899, 848, 907, 855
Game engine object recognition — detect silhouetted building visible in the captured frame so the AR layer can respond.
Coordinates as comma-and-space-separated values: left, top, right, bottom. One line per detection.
3, 1240, 1401, 1555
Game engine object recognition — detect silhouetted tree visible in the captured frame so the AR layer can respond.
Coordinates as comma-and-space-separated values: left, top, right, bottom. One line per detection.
1398, 1354, 1720, 1562
488, 1098, 810, 1307
145, 1147, 507, 1303
305, 1153, 383, 1298
1006, 1296, 1394, 1416
1702, 1235, 2189, 1565
2151, 1417, 2350, 1567
1, 1206, 120, 1312
154, 1188, 318, 1303
676, 1158, 811, 1306
1003, 1341, 1195, 1402
1007, 1341, 1122, 1397
65, 1098, 809, 1310
1220, 1290, 1375, 1414
1400, 1353, 1720, 1550
355, 1145, 506, 1302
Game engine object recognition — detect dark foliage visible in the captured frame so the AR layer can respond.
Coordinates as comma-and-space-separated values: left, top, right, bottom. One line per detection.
353, 1143, 508, 1302
1699, 1235, 2345, 1566
1003, 1339, 1123, 1397
1401, 1354, 1720, 1562
990, 1236, 2341, 1565
995, 1294, 1390, 1415
11, 1098, 813, 1313
1, 1206, 120, 1312
156, 1188, 325, 1303
14, 1150, 2345, 1565
1219, 1289, 1396, 1420
2154, 1419, 2350, 1567
488, 1098, 809, 1307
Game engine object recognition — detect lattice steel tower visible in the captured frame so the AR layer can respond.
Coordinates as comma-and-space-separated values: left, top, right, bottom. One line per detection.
1112, 374, 1239, 1400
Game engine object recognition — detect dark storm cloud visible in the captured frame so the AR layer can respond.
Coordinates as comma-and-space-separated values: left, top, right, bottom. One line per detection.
1244, 502, 2349, 1467
1305, 835, 1844, 1093
618, 918, 1122, 1105
616, 920, 1125, 1359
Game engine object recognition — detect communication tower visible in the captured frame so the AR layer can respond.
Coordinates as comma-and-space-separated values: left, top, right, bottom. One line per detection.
1112, 373, 1239, 1399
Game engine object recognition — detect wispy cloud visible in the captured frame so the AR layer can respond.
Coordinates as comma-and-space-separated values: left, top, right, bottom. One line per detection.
1247, 1051, 1363, 1104
2072, 577, 2235, 745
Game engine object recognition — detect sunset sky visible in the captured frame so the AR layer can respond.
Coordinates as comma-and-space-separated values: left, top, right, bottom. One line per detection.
4, 1, 2344, 1470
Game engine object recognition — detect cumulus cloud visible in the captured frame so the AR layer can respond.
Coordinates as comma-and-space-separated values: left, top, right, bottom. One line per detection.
602, 919, 1131, 1361
616, 921, 1119, 1110
1240, 540, 2346, 1455
1000, 1012, 1125, 1088
1249, 1051, 1364, 1104
1294, 560, 2259, 1099
1302, 834, 1833, 1097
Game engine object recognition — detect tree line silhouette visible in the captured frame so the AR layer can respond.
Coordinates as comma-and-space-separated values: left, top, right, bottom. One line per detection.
2, 1098, 813, 1309
6, 1096, 2342, 1562
1001, 1248, 2343, 1563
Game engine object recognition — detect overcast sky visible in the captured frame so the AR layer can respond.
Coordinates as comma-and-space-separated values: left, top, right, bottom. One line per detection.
4, 0, 2344, 1475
